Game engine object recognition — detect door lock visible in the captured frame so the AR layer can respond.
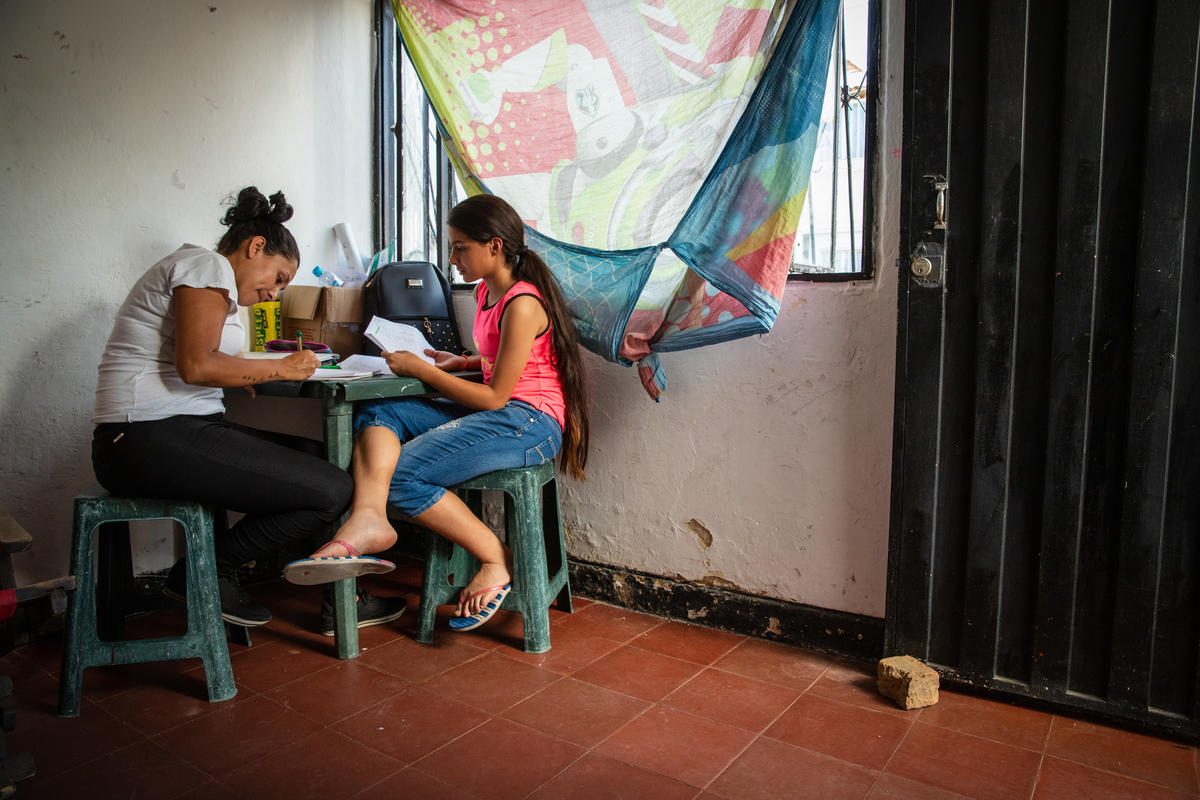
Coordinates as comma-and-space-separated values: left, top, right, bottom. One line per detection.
909, 241, 944, 287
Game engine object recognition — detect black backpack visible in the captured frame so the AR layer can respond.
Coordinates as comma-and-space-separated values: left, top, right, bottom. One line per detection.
360, 261, 466, 357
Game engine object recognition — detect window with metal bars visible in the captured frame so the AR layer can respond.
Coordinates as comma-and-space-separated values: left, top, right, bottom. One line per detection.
373, 0, 467, 282
790, 0, 876, 280
374, 0, 878, 284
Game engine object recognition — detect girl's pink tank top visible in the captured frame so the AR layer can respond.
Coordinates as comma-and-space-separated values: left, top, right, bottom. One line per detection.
473, 280, 567, 430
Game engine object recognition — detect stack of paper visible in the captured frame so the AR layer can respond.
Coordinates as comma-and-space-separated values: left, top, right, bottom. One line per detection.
306, 354, 391, 381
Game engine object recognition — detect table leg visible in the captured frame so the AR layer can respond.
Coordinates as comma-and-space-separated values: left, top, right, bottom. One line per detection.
322, 393, 359, 660
322, 395, 356, 472
332, 578, 358, 659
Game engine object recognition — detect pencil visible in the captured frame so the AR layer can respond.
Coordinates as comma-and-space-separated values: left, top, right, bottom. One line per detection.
296, 330, 303, 353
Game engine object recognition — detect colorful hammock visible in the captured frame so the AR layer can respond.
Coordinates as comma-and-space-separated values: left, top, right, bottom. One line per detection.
393, 0, 839, 398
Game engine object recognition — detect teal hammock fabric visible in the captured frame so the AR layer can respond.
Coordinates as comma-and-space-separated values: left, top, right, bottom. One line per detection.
394, 0, 839, 398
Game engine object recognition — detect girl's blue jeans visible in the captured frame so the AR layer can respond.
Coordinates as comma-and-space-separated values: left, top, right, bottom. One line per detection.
353, 398, 562, 518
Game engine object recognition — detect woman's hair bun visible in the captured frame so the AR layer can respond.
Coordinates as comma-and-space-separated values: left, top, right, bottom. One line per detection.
215, 185, 300, 264
221, 186, 293, 226
267, 191, 294, 224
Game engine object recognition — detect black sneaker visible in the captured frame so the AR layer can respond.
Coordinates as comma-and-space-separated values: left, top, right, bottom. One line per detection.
218, 578, 272, 627
162, 558, 272, 627
320, 588, 406, 637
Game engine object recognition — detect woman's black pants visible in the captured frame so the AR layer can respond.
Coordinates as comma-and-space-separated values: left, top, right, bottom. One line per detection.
92, 413, 352, 570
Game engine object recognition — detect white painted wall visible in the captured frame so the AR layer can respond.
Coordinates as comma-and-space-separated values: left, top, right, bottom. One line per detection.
1, 0, 375, 579
565, 279, 897, 618
1, 0, 902, 620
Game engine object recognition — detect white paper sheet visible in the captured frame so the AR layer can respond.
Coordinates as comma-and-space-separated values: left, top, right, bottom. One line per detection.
363, 316, 437, 364
335, 354, 390, 374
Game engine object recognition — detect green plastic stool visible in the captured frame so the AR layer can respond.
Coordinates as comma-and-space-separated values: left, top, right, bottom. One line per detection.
58, 487, 237, 718
416, 462, 572, 654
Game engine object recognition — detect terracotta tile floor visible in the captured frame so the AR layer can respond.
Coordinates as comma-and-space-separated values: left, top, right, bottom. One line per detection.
6, 560, 1198, 799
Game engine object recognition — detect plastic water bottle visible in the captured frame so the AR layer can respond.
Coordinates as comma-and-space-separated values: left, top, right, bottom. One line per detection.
312, 266, 344, 287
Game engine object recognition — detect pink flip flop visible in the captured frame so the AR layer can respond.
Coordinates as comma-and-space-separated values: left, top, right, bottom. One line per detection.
282, 539, 395, 586
448, 583, 512, 631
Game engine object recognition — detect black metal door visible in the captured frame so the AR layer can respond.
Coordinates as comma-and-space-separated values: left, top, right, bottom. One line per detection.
889, 0, 1200, 739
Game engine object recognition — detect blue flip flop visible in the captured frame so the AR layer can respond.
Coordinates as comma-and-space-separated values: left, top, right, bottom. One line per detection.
282, 539, 395, 586
448, 583, 512, 631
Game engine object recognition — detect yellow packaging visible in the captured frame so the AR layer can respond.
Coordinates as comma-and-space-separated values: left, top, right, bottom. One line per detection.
251, 301, 281, 351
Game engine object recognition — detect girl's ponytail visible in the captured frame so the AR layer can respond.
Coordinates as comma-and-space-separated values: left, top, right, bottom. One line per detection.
511, 248, 589, 480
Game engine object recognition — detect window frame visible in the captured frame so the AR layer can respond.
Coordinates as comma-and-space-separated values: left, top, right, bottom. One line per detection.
373, 0, 398, 253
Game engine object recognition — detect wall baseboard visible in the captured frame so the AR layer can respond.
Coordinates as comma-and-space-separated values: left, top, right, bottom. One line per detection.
17, 555, 883, 665
568, 560, 884, 661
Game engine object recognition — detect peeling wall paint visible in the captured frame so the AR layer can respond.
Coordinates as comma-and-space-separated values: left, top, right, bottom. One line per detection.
686, 519, 713, 550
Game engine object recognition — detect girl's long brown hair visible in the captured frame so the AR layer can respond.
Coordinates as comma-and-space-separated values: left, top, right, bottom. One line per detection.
449, 194, 589, 480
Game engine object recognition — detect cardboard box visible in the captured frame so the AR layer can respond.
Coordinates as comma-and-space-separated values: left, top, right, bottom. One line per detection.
280, 286, 364, 357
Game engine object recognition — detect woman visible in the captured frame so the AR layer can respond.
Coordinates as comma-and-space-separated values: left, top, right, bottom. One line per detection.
91, 186, 404, 633
285, 194, 589, 632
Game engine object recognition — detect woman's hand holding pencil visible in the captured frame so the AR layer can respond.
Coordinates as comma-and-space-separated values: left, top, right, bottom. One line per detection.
279, 349, 320, 380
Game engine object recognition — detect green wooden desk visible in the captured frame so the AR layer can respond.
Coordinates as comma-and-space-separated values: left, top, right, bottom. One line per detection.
255, 373, 480, 659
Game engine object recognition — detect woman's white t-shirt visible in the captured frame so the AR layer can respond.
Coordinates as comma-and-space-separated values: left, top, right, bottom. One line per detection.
93, 244, 243, 423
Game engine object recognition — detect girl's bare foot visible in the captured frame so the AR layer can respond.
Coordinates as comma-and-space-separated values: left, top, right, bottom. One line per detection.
311, 509, 398, 559
455, 550, 513, 617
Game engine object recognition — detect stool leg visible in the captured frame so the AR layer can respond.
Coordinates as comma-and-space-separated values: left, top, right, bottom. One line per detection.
509, 476, 552, 654
416, 490, 488, 646
543, 476, 573, 614
180, 505, 236, 704
58, 504, 100, 718
225, 623, 252, 647
97, 521, 134, 642
416, 530, 453, 645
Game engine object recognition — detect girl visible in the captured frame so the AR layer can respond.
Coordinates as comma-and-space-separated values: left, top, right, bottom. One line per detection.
284, 194, 589, 631
91, 186, 404, 633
